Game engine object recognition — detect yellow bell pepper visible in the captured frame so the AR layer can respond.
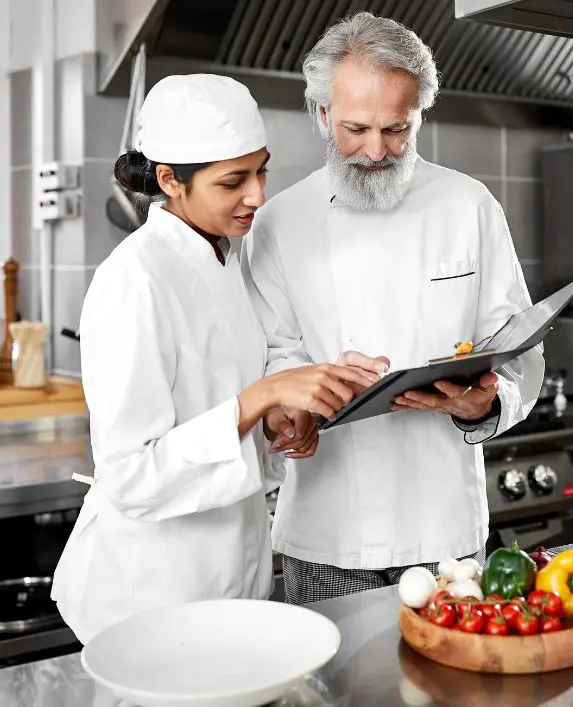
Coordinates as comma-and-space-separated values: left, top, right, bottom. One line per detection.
535, 550, 573, 614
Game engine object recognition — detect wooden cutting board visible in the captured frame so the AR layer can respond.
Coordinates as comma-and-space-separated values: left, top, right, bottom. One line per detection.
0, 376, 85, 421
400, 604, 573, 674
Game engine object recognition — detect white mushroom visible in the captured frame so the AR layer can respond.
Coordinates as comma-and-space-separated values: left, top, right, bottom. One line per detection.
459, 557, 481, 575
437, 557, 459, 582
447, 579, 484, 600
398, 567, 438, 609
407, 566, 436, 581
453, 563, 477, 583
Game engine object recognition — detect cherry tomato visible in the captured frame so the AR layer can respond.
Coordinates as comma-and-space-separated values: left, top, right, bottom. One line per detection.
527, 604, 543, 618
459, 608, 485, 634
484, 616, 510, 636
429, 604, 456, 628
513, 612, 539, 636
527, 589, 548, 604
456, 596, 481, 617
527, 590, 564, 617
502, 603, 522, 623
418, 607, 430, 619
486, 594, 505, 603
480, 602, 502, 619
434, 590, 454, 607
540, 615, 563, 633
511, 596, 527, 606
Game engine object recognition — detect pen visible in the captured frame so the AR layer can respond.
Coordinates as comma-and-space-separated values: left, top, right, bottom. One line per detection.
347, 336, 366, 354
346, 336, 387, 379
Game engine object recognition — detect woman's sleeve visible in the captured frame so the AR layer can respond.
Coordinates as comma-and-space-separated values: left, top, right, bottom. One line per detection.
81, 257, 262, 522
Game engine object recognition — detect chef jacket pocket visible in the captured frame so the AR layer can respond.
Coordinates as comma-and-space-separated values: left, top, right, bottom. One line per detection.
422, 259, 479, 360
429, 260, 476, 282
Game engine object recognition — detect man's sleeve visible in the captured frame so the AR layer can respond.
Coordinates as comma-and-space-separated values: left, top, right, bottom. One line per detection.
454, 194, 544, 445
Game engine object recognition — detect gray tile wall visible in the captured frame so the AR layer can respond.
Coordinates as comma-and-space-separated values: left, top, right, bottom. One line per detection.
82, 53, 129, 270
11, 68, 36, 326
83, 160, 126, 267
9, 67, 568, 376
52, 268, 86, 373
10, 70, 32, 168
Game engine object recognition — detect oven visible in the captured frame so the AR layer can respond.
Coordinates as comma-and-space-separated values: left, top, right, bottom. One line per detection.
0, 510, 82, 666
484, 392, 573, 554
0, 416, 89, 665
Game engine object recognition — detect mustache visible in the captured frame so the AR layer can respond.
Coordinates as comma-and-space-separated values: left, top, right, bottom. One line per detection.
343, 154, 401, 170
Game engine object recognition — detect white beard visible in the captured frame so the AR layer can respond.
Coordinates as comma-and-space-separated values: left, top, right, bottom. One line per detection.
326, 124, 420, 212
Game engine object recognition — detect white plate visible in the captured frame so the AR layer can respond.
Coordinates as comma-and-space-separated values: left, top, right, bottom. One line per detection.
81, 599, 340, 707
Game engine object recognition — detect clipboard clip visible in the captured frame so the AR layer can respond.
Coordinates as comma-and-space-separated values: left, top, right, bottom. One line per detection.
427, 348, 496, 365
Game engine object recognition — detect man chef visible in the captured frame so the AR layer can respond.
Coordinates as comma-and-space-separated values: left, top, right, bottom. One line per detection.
243, 12, 544, 604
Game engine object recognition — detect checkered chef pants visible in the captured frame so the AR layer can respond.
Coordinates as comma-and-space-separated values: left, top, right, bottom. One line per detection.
283, 547, 486, 606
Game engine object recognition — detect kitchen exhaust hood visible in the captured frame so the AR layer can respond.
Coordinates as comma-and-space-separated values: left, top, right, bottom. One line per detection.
98, 0, 573, 129
455, 1, 573, 38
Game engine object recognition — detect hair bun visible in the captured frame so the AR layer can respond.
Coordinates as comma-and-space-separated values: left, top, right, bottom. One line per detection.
114, 150, 162, 196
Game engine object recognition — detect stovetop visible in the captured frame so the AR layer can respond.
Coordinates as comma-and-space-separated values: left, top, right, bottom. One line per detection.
484, 396, 573, 523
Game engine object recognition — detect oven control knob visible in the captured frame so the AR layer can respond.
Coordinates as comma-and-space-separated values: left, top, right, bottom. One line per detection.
528, 464, 557, 495
498, 469, 527, 500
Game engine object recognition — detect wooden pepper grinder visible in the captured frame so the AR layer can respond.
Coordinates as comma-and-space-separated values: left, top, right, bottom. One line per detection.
0, 258, 20, 384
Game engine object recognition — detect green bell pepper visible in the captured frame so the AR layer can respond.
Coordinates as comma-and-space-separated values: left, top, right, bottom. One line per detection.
481, 540, 536, 599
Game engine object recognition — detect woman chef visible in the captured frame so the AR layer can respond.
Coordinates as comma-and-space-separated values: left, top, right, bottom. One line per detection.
51, 74, 369, 644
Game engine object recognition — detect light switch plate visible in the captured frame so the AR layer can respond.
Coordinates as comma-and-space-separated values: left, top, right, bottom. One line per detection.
38, 191, 82, 221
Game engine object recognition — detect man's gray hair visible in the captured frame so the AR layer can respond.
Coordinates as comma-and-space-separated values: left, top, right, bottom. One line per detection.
302, 13, 439, 133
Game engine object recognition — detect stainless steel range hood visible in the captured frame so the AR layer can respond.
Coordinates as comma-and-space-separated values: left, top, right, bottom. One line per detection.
455, 0, 573, 38
97, 0, 573, 129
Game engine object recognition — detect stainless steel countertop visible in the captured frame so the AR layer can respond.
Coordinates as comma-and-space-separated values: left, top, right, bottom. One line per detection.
311, 585, 573, 707
0, 417, 92, 518
2, 580, 573, 706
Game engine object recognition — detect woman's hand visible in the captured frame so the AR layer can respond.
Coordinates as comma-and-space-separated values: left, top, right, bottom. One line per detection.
237, 363, 371, 439
264, 363, 373, 421
264, 407, 319, 459
336, 350, 390, 394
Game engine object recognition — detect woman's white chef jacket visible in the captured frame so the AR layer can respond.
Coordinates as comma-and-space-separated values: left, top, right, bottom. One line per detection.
52, 203, 282, 644
241, 158, 545, 570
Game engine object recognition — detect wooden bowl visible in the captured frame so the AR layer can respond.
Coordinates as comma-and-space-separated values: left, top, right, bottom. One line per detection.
399, 604, 573, 674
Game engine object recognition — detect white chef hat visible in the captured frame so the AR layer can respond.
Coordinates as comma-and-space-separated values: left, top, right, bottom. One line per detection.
134, 74, 266, 164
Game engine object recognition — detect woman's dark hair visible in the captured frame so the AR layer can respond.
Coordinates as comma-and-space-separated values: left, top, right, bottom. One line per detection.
114, 149, 211, 196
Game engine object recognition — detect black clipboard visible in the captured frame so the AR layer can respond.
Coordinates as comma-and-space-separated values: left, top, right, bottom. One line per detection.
318, 281, 573, 431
